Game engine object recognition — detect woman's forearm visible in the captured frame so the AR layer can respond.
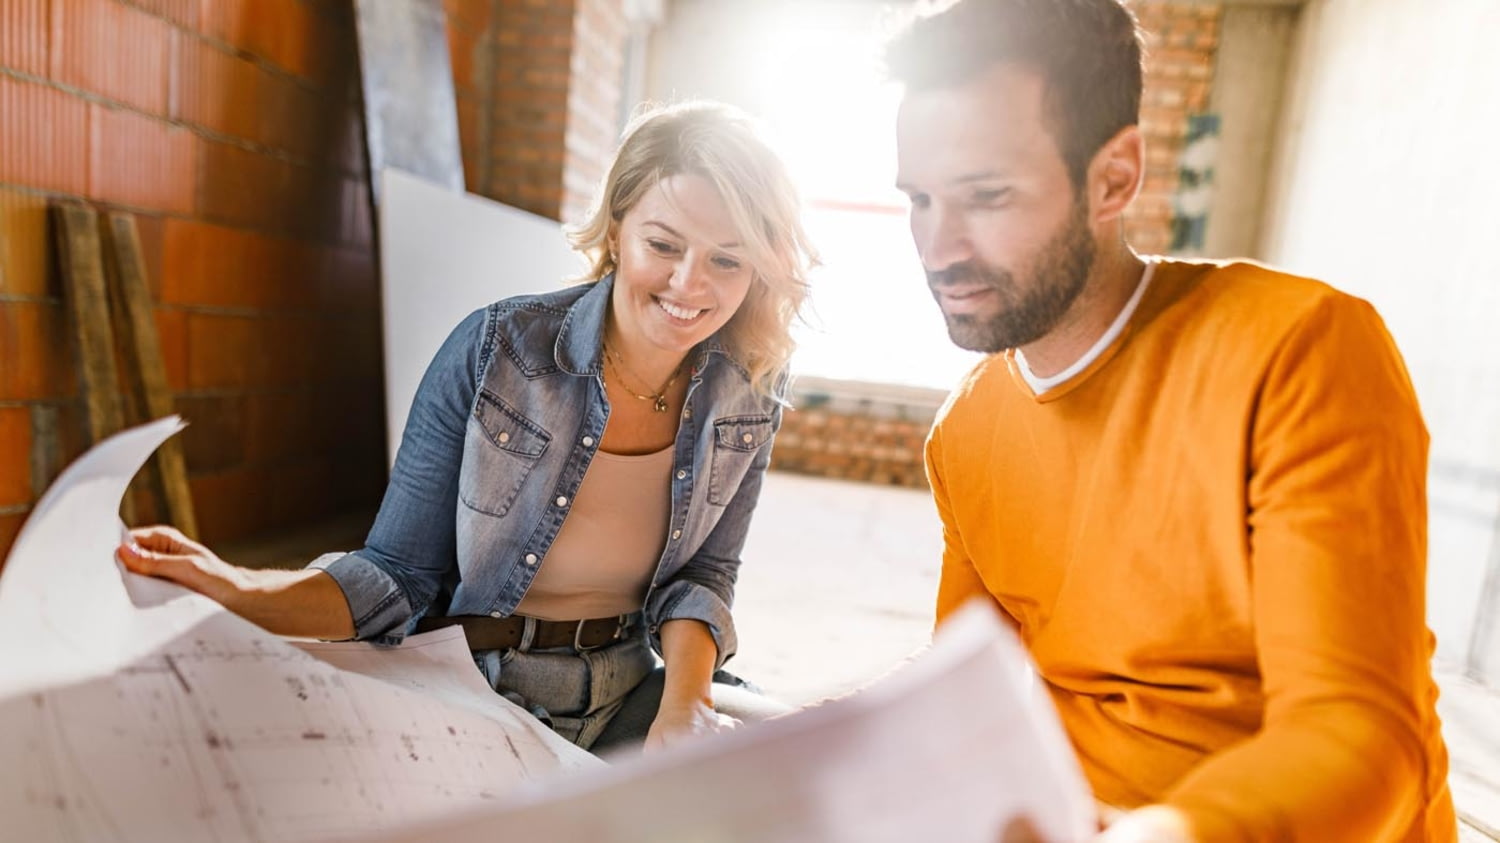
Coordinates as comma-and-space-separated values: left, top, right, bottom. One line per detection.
658, 618, 719, 707
231, 568, 357, 640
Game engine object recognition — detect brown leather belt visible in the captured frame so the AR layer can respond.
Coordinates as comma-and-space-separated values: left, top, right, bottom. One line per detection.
413, 612, 639, 652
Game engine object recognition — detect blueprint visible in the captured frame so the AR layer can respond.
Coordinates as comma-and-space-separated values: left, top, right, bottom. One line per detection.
0, 417, 597, 842
0, 417, 1094, 842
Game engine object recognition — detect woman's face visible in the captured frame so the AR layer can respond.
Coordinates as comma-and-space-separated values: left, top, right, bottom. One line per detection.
609, 173, 755, 359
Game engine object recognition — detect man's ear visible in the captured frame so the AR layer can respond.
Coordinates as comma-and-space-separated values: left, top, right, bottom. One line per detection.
1087, 125, 1144, 225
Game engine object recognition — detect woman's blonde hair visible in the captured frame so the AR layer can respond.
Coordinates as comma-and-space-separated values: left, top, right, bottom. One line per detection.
566, 101, 817, 398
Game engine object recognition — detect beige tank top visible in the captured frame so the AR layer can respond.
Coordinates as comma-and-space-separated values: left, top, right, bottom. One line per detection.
513, 444, 673, 620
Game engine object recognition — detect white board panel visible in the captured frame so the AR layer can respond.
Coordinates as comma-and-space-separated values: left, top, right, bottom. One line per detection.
378, 168, 585, 465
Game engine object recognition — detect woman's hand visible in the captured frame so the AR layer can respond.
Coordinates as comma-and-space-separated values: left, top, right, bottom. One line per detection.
117, 525, 253, 610
644, 695, 740, 752
116, 525, 356, 639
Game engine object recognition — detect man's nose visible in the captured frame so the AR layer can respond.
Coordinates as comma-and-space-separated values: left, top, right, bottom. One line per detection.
916, 206, 971, 272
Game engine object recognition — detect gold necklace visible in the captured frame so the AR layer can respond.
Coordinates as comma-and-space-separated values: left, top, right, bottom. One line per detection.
603, 342, 682, 412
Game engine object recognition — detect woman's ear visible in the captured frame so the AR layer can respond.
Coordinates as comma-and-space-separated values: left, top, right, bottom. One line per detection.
1087, 125, 1144, 226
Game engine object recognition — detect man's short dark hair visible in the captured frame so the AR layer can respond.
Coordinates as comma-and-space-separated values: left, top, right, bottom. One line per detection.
886, 0, 1144, 187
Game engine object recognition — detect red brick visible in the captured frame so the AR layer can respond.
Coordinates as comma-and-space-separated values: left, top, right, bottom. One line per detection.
154, 307, 187, 392
88, 103, 196, 214
128, 0, 198, 29
185, 312, 259, 390
174, 392, 246, 471
201, 0, 345, 90
189, 465, 271, 543
196, 139, 295, 231
0, 300, 78, 401
0, 510, 25, 566
0, 75, 90, 195
0, 0, 49, 76
0, 406, 32, 506
317, 245, 379, 312
162, 218, 285, 309
263, 75, 339, 163
445, 0, 493, 34
172, 36, 265, 141
53, 0, 171, 114
448, 22, 482, 92
0, 188, 53, 298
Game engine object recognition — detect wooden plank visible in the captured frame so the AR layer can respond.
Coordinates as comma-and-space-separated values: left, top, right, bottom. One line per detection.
101, 212, 198, 539
51, 203, 134, 523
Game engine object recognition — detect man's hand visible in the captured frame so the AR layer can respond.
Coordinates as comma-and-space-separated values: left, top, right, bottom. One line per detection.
1092, 805, 1194, 843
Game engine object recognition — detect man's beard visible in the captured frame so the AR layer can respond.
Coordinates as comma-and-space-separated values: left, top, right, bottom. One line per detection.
927, 201, 1096, 354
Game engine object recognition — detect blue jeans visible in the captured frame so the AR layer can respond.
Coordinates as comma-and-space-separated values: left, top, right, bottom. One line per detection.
472, 620, 789, 752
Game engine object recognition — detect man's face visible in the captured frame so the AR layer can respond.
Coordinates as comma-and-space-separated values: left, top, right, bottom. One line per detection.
896, 64, 1096, 354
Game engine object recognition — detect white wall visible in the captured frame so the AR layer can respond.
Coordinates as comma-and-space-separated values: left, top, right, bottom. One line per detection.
1257, 0, 1500, 678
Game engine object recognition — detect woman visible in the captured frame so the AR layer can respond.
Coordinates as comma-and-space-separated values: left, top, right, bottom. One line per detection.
118, 101, 817, 753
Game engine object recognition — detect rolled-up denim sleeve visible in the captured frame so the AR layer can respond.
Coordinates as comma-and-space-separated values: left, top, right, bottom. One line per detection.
308, 308, 487, 644
646, 400, 782, 669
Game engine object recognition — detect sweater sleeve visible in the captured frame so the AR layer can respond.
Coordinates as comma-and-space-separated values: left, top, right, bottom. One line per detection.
927, 421, 1011, 631
1162, 294, 1436, 841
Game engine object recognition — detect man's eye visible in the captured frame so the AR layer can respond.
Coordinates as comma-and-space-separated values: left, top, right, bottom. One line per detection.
970, 188, 1011, 206
647, 239, 679, 255
906, 193, 930, 210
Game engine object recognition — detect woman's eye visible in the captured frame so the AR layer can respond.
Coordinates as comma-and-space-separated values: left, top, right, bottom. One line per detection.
712, 256, 743, 272
647, 239, 679, 255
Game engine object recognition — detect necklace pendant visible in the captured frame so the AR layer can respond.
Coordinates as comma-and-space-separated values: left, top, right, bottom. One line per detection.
653, 395, 668, 413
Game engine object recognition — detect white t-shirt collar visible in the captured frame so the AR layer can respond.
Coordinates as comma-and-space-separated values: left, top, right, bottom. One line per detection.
1016, 259, 1157, 395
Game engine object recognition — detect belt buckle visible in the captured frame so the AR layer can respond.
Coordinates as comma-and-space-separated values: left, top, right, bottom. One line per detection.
572, 615, 624, 652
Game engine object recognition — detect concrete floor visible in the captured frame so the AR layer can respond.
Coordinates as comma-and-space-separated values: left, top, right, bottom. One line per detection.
226, 470, 1500, 839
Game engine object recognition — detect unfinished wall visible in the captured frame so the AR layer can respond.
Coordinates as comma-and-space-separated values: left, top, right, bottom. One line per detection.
647, 0, 1227, 489
0, 0, 386, 560
1256, 0, 1500, 680
455, 0, 633, 223
1128, 1, 1223, 256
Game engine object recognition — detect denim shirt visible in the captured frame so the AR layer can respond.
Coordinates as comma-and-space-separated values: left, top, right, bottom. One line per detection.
311, 276, 783, 668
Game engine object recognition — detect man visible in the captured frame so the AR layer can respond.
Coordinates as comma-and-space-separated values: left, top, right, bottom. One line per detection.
887, 1, 1456, 840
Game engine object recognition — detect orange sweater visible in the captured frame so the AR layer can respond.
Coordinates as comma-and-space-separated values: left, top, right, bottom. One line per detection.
926, 260, 1455, 842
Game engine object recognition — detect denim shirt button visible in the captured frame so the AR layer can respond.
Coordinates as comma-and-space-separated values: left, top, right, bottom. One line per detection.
524, 553, 538, 565
582, 436, 595, 447
671, 529, 682, 540
682, 408, 691, 419
741, 433, 753, 444
489, 610, 502, 619
675, 469, 687, 480
555, 495, 568, 507
498, 431, 510, 444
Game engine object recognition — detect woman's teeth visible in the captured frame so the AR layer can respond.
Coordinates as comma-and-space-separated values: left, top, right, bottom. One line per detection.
658, 299, 705, 320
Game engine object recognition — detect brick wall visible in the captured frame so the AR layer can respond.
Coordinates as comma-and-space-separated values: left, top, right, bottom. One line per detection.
1126, 0, 1222, 255
0, 0, 387, 562
772, 379, 945, 490
451, 0, 629, 223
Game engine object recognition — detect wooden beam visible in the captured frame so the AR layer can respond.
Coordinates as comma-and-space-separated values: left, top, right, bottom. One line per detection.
51, 203, 134, 522
101, 212, 199, 539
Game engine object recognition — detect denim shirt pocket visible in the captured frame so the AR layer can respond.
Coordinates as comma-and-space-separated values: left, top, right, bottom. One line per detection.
459, 389, 551, 517
708, 415, 773, 506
